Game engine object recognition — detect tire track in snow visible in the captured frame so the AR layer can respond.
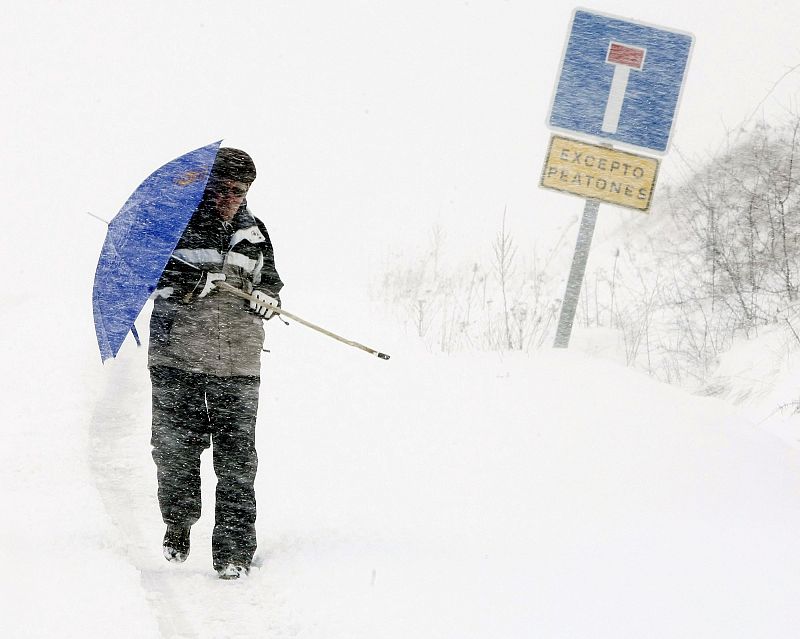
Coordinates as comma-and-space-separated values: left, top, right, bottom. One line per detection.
89, 354, 198, 638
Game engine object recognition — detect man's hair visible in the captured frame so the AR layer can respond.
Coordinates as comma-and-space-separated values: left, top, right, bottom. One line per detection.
211, 148, 257, 184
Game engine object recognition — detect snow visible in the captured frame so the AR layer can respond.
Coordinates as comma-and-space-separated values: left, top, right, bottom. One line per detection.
5, 0, 800, 636
4, 279, 800, 637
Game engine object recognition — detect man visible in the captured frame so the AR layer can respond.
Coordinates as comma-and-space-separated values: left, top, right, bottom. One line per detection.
148, 147, 283, 580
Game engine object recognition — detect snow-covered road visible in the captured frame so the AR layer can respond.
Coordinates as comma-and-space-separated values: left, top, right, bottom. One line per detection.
57, 304, 800, 638
3, 286, 800, 637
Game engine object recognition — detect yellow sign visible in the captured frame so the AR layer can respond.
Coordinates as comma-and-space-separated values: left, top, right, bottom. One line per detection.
540, 135, 659, 211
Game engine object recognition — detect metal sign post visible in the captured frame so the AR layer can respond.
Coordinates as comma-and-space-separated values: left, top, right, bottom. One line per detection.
543, 9, 693, 348
553, 198, 599, 348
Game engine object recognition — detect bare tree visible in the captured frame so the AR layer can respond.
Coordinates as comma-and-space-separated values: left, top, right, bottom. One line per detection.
492, 207, 518, 350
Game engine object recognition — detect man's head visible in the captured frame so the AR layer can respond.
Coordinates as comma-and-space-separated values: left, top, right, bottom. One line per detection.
206, 148, 256, 222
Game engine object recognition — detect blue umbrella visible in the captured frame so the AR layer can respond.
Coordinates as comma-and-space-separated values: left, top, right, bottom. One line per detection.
93, 141, 222, 361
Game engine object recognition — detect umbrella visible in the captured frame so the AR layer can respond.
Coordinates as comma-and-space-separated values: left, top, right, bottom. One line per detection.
93, 141, 222, 361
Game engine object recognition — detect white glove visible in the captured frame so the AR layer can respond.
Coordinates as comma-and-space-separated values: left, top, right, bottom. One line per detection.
249, 290, 279, 319
198, 272, 226, 298
150, 286, 174, 300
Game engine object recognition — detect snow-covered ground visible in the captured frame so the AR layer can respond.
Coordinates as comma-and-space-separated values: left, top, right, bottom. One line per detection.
4, 278, 800, 638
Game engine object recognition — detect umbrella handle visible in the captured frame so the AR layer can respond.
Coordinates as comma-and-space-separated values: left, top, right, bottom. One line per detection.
214, 281, 390, 360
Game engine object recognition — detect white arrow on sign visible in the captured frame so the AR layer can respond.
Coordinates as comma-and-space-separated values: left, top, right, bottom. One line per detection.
601, 41, 647, 134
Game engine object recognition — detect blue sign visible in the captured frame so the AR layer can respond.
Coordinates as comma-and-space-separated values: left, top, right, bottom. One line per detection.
548, 9, 693, 154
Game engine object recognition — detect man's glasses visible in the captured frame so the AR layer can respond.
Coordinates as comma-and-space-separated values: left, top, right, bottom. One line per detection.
227, 185, 249, 197
208, 181, 249, 198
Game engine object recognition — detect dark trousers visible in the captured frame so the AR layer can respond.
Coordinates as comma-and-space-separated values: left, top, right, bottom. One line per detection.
150, 365, 260, 569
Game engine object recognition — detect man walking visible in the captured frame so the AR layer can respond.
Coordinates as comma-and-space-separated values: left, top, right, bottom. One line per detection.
148, 148, 283, 579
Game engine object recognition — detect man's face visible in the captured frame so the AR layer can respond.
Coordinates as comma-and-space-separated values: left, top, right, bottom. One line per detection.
209, 179, 249, 222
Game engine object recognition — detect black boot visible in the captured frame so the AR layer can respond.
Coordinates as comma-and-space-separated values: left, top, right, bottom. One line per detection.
163, 524, 191, 563
216, 563, 250, 580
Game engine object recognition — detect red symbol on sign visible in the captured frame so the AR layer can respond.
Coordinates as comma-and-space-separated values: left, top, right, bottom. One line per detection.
607, 42, 646, 69
602, 42, 647, 134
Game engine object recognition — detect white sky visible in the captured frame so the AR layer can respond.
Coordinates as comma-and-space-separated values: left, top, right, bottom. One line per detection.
3, 0, 800, 299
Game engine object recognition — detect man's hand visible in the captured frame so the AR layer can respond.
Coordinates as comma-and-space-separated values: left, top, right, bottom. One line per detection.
249, 290, 280, 319
198, 272, 226, 298
150, 286, 174, 300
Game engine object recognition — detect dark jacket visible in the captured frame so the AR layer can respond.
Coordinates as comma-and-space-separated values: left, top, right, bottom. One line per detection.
148, 201, 283, 377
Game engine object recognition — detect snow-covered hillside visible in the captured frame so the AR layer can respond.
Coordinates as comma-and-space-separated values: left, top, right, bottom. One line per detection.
4, 284, 800, 638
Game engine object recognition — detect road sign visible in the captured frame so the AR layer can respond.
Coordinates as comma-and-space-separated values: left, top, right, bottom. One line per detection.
541, 135, 660, 211
548, 9, 693, 154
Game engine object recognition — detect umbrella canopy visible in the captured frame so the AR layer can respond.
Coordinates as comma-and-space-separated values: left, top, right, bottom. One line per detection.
93, 141, 222, 361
